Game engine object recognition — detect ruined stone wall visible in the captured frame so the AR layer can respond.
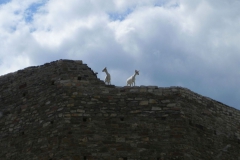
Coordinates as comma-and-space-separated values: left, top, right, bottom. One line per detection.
0, 60, 240, 160
177, 88, 240, 159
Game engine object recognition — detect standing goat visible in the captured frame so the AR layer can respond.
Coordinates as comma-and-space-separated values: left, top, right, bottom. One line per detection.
126, 70, 139, 86
102, 67, 111, 85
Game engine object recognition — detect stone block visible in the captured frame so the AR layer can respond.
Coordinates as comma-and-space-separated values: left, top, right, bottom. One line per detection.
151, 107, 162, 111
116, 137, 125, 142
45, 101, 51, 105
142, 137, 149, 141
161, 100, 170, 103
75, 60, 83, 64
110, 113, 117, 117
83, 113, 90, 116
130, 89, 138, 92
67, 104, 74, 107
77, 109, 85, 113
140, 101, 149, 105
149, 99, 157, 103
64, 113, 71, 117
140, 88, 147, 92
167, 103, 176, 107
71, 113, 82, 117
57, 107, 63, 111
43, 122, 50, 127
72, 92, 78, 95
130, 110, 141, 113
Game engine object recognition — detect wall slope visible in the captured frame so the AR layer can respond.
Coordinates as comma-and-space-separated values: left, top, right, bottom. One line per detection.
0, 59, 240, 160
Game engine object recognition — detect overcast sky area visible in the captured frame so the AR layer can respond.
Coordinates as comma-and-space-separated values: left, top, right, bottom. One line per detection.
1, 0, 240, 109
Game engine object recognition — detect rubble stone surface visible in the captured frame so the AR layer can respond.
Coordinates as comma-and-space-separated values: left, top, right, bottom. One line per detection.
0, 59, 240, 160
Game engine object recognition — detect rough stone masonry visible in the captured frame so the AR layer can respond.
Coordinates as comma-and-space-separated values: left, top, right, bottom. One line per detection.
0, 59, 240, 160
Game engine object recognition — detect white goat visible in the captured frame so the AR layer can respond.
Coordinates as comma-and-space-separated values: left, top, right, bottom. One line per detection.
102, 67, 111, 85
126, 70, 139, 86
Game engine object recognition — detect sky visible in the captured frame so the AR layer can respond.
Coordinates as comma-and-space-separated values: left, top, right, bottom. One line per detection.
1, 0, 240, 109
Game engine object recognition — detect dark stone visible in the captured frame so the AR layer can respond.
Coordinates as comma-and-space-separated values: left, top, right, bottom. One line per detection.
0, 59, 239, 160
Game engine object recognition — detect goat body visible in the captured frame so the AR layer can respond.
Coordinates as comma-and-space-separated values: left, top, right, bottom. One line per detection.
102, 67, 111, 85
126, 70, 139, 86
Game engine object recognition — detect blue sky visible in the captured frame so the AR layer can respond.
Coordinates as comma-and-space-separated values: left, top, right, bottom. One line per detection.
108, 8, 133, 21
0, 0, 10, 5
24, 1, 47, 22
1, 0, 240, 109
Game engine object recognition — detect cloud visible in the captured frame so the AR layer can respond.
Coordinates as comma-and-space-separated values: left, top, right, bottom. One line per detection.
0, 0, 240, 109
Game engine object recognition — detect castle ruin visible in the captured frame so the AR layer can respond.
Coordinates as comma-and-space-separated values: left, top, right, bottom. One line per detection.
0, 59, 240, 160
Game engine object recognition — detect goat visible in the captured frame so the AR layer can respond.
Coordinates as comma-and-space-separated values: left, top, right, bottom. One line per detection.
102, 67, 111, 85
126, 70, 139, 86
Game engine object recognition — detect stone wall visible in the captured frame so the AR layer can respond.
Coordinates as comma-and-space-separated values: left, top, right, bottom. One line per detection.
0, 60, 240, 160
